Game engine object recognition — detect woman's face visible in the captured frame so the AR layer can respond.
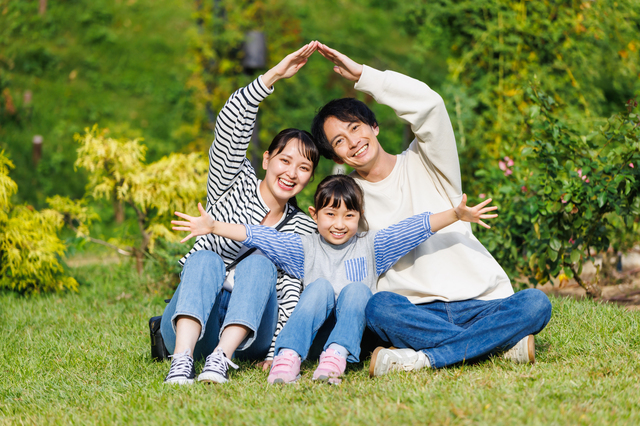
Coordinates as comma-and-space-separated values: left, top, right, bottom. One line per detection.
262, 139, 314, 204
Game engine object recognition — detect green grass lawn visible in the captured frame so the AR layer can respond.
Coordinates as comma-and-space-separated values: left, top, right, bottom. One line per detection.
2, 261, 640, 425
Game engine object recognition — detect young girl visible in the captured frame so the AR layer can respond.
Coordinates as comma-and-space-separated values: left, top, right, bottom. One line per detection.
161, 42, 320, 385
173, 174, 497, 384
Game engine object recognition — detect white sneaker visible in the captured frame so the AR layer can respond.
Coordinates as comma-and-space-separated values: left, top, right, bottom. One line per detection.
502, 335, 535, 364
198, 348, 239, 384
369, 347, 430, 377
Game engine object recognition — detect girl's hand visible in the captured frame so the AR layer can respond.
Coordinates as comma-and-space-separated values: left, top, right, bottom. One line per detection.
317, 42, 364, 82
256, 360, 272, 372
454, 194, 498, 229
172, 202, 215, 243
261, 41, 319, 87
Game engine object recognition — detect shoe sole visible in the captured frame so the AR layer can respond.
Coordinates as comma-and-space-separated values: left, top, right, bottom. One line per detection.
369, 347, 384, 378
312, 375, 342, 385
270, 374, 300, 385
164, 378, 194, 385
197, 372, 228, 384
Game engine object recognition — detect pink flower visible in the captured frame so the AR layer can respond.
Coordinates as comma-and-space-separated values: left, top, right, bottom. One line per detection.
569, 238, 575, 244
631, 163, 635, 168
499, 161, 507, 171
505, 169, 513, 176
521, 186, 527, 193
577, 169, 582, 176
479, 193, 486, 199
504, 156, 514, 167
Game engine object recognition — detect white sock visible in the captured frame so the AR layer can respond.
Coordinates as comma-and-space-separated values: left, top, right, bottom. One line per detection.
278, 348, 301, 359
328, 343, 349, 358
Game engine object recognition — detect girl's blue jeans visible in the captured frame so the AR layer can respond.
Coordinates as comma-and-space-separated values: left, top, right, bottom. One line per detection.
365, 288, 552, 368
160, 250, 279, 361
275, 279, 372, 363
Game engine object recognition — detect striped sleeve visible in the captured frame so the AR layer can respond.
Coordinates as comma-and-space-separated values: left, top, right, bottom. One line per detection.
207, 77, 273, 203
374, 212, 435, 275
243, 224, 305, 280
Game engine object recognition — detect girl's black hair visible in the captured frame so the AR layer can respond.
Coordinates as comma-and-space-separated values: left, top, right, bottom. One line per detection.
313, 174, 369, 232
266, 128, 320, 209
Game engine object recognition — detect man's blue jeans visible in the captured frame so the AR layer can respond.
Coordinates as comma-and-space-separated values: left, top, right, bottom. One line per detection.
275, 279, 372, 363
365, 289, 552, 368
160, 250, 279, 361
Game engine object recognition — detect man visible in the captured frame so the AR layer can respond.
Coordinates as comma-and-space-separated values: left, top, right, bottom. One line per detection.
311, 43, 551, 376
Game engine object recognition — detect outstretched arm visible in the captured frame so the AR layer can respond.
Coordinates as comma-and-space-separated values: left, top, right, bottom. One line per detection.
429, 194, 498, 232
374, 195, 497, 274
172, 203, 305, 279
172, 203, 247, 243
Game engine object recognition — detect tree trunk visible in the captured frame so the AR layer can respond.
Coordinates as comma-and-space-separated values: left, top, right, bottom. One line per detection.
570, 264, 602, 299
39, 0, 47, 15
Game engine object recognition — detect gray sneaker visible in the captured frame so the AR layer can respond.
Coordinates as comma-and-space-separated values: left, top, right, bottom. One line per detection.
164, 349, 196, 385
369, 347, 430, 377
502, 335, 535, 364
198, 348, 239, 384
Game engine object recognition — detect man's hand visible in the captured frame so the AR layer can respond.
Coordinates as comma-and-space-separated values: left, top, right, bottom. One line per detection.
317, 43, 363, 82
172, 202, 215, 243
261, 41, 319, 87
454, 194, 498, 229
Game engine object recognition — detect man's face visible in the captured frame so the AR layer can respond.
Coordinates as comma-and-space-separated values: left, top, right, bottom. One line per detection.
322, 117, 380, 171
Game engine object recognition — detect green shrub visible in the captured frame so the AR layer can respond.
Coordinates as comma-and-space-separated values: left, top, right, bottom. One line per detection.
0, 151, 78, 294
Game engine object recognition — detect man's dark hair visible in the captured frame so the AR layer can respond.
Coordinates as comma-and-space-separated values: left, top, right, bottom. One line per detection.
311, 98, 378, 160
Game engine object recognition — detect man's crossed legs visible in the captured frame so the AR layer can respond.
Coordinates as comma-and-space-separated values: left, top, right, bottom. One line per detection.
365, 288, 552, 376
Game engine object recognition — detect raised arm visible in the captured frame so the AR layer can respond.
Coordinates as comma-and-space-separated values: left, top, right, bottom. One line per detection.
374, 195, 497, 274
318, 42, 463, 204
208, 42, 318, 202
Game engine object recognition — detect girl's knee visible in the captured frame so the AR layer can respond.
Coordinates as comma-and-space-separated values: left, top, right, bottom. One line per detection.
340, 283, 373, 307
302, 279, 335, 304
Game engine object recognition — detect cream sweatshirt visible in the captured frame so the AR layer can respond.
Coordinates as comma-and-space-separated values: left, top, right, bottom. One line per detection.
352, 65, 514, 304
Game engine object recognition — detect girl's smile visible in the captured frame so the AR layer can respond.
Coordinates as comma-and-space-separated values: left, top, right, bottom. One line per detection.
308, 199, 361, 245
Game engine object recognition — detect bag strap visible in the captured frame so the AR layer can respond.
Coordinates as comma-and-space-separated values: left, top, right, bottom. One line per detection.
224, 206, 301, 272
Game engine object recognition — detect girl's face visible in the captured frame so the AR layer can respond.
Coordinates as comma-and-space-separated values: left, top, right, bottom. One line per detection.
308, 199, 360, 245
262, 139, 314, 205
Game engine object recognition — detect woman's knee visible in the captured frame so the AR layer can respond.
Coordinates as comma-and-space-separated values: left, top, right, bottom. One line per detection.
236, 255, 277, 280
183, 250, 225, 274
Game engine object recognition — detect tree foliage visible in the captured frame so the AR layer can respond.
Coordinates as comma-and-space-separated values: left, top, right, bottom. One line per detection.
73, 126, 208, 272
0, 151, 78, 294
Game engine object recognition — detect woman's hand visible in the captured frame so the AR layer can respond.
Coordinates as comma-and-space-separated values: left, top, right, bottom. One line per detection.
317, 42, 363, 82
172, 202, 215, 243
256, 360, 272, 372
454, 194, 498, 229
261, 41, 319, 88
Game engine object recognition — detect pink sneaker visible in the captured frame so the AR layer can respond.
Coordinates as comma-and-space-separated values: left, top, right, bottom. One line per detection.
312, 349, 347, 385
268, 350, 301, 384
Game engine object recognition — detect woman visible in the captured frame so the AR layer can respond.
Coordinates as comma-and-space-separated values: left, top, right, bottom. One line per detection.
161, 42, 320, 385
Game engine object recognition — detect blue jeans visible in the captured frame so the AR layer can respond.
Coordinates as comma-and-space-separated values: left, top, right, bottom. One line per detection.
275, 279, 372, 363
160, 250, 279, 361
365, 289, 552, 368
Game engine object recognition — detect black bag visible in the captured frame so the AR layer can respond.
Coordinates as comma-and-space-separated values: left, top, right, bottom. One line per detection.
148, 207, 301, 361
149, 316, 170, 361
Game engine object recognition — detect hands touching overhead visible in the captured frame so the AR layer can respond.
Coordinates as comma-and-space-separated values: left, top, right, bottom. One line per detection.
260, 41, 364, 88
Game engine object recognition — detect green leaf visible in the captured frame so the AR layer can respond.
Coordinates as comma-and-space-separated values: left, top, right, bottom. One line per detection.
549, 238, 562, 251
570, 249, 581, 263
548, 247, 558, 261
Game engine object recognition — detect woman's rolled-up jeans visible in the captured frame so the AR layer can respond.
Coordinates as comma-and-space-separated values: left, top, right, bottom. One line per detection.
160, 250, 279, 361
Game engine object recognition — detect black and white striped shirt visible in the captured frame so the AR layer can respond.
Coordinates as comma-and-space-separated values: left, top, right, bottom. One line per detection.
179, 77, 316, 359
